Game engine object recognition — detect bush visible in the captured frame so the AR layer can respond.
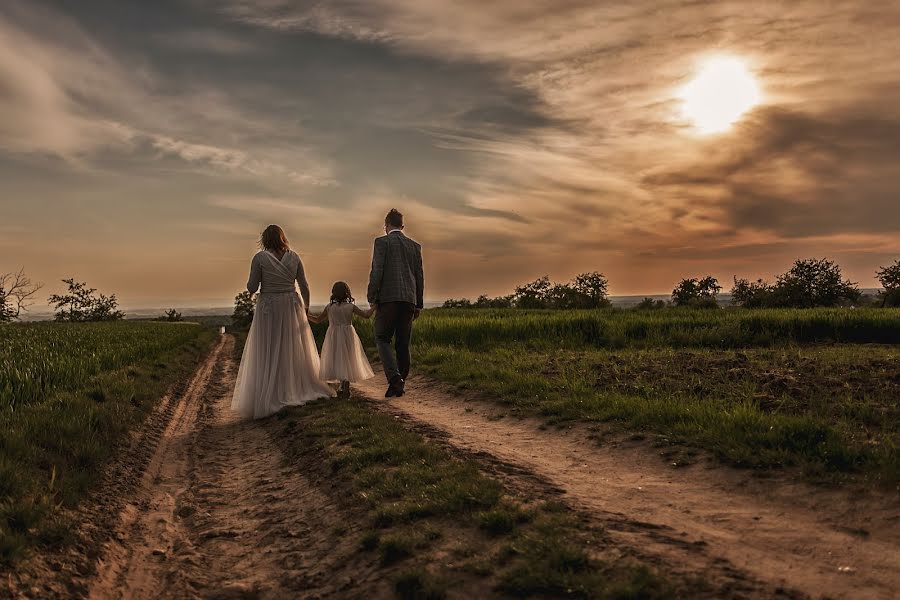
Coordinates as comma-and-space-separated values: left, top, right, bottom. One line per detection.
442, 273, 609, 310
730, 277, 774, 308
773, 258, 860, 307
635, 297, 667, 310
571, 272, 610, 308
732, 258, 861, 308
876, 259, 900, 307
474, 294, 513, 309
231, 291, 257, 328
0, 269, 42, 323
513, 276, 553, 309
442, 298, 472, 309
157, 309, 183, 322
48, 278, 124, 322
0, 292, 12, 323
671, 276, 720, 308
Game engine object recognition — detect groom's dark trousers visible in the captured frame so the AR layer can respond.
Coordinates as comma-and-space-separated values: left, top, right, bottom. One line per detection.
374, 301, 415, 382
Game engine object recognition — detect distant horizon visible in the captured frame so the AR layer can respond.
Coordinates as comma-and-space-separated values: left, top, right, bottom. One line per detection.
17, 288, 886, 321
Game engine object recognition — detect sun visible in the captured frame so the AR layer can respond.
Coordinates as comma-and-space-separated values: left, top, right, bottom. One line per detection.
678, 56, 761, 134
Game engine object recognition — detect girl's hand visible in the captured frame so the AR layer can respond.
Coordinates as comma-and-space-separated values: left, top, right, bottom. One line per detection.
353, 304, 376, 318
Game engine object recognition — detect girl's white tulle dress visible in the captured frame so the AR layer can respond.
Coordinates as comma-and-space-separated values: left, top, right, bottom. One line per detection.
319, 302, 375, 382
232, 250, 333, 419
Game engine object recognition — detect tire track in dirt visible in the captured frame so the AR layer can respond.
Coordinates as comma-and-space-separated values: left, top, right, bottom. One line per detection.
87, 335, 383, 600
6, 336, 225, 600
357, 376, 900, 600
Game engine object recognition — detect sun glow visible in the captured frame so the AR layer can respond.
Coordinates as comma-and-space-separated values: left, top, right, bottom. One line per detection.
679, 56, 761, 134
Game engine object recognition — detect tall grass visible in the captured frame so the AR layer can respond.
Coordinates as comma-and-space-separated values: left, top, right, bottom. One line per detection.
0, 322, 214, 564
0, 321, 203, 409
393, 307, 900, 350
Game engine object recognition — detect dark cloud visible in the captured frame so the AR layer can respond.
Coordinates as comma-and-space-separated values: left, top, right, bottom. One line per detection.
644, 106, 900, 237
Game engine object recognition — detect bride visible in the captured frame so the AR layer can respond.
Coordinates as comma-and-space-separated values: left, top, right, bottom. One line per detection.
232, 225, 333, 419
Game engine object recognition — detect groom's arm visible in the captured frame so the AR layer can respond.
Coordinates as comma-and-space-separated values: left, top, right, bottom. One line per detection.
414, 244, 424, 310
367, 237, 386, 305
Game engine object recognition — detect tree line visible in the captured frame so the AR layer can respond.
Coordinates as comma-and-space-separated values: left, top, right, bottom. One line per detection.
0, 275, 184, 323
443, 272, 611, 310
443, 258, 900, 310
2, 256, 898, 324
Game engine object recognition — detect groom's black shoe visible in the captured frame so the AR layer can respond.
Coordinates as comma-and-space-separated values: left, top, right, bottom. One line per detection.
385, 376, 404, 398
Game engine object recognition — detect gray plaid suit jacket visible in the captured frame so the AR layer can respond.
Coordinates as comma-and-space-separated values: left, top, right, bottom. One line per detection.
367, 231, 424, 308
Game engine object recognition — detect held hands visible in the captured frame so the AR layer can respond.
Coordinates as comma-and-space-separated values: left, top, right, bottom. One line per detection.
413, 308, 421, 321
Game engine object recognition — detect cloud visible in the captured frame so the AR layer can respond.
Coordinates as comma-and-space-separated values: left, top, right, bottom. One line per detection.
136, 133, 335, 186
0, 3, 137, 156
4, 0, 900, 304
643, 106, 900, 238
0, 1, 332, 185
152, 29, 258, 54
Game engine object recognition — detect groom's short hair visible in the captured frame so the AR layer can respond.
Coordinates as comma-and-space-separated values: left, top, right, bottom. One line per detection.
385, 208, 404, 228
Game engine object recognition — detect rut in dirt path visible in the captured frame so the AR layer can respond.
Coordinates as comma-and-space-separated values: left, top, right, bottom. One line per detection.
356, 376, 900, 600
88, 335, 382, 600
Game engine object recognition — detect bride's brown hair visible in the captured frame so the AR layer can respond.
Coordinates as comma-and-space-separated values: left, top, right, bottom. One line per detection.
330, 281, 354, 304
259, 225, 290, 253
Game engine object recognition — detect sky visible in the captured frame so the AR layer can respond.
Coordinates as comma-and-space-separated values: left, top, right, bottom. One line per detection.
1, 0, 899, 307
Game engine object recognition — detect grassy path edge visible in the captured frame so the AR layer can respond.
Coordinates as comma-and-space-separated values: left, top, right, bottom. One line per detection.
269, 395, 711, 599
1, 325, 217, 572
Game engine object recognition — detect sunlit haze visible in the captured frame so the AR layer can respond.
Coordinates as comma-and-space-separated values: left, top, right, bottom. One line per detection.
679, 56, 761, 134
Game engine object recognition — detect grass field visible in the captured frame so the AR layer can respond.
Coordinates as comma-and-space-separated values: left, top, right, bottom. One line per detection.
1, 321, 207, 408
328, 307, 900, 485
274, 398, 677, 598
0, 321, 215, 563
388, 307, 900, 349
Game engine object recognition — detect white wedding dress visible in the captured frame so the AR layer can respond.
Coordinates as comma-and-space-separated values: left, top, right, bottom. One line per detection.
232, 250, 333, 419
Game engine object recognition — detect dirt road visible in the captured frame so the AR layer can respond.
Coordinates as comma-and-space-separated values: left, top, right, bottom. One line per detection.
357, 376, 900, 600
85, 335, 382, 599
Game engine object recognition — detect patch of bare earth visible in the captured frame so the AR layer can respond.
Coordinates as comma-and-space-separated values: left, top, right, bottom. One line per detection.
8, 336, 387, 599
357, 376, 900, 600
87, 334, 389, 600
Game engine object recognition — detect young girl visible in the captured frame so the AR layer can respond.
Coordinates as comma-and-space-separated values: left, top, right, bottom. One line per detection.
308, 282, 376, 397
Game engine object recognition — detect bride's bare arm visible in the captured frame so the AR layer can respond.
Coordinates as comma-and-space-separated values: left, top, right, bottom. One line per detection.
295, 254, 311, 309
247, 253, 262, 293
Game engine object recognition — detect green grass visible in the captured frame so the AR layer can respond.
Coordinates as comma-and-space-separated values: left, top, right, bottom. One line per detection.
1, 321, 207, 409
0, 321, 215, 564
394, 569, 447, 600
416, 344, 898, 485
273, 397, 677, 597
340, 307, 900, 351
334, 307, 900, 485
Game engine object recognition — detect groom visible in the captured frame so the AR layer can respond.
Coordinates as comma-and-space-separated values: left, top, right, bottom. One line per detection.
367, 208, 424, 397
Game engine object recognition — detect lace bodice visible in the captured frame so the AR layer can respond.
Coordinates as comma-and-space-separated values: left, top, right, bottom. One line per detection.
247, 250, 311, 307
326, 302, 355, 327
